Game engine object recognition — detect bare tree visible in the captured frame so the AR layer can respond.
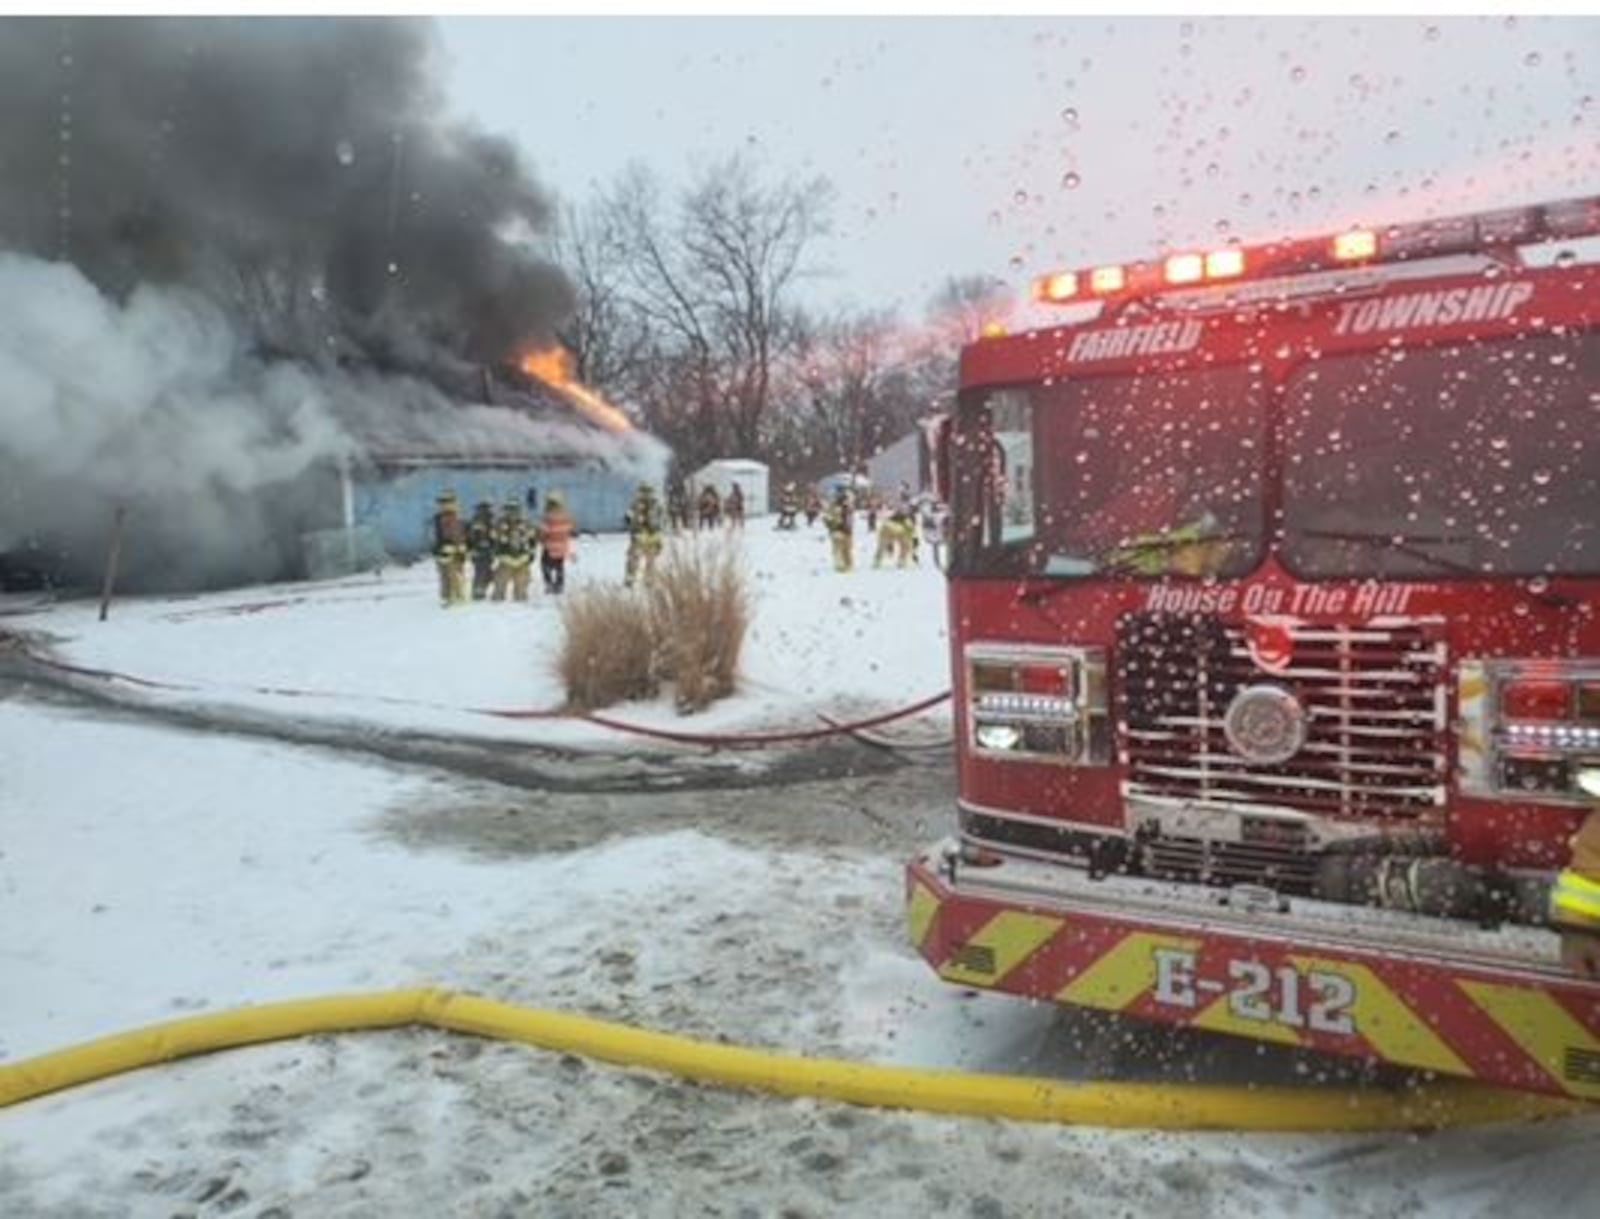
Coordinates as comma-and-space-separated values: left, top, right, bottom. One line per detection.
549, 200, 649, 390
790, 310, 905, 473
925, 272, 1012, 346
581, 156, 832, 470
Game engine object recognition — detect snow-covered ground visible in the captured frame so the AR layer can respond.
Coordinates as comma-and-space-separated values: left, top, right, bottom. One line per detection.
5, 521, 952, 747
4, 523, 1599, 1216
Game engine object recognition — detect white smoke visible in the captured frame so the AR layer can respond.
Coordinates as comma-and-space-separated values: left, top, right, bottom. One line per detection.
0, 254, 667, 590
0, 254, 357, 585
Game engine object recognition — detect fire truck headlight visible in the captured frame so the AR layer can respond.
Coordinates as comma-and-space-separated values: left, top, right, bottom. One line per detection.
1467, 660, 1600, 806
975, 723, 1023, 752
1577, 766, 1600, 800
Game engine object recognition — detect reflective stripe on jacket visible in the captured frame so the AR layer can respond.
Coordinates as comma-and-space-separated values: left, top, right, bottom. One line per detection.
1552, 869, 1600, 932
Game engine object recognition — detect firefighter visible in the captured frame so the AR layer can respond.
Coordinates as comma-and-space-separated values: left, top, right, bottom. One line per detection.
1105, 509, 1231, 577
823, 486, 854, 572
776, 482, 800, 530
873, 505, 916, 569
804, 488, 823, 528
491, 498, 534, 602
431, 491, 468, 607
467, 500, 497, 600
538, 490, 576, 595
1551, 769, 1600, 978
697, 484, 722, 531
726, 483, 745, 529
864, 490, 881, 536
625, 481, 664, 588
667, 482, 691, 533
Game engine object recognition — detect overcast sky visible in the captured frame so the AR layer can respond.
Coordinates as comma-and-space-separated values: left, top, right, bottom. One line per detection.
436, 15, 1598, 316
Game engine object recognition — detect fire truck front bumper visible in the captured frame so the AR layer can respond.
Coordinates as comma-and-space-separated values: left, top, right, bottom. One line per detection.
907, 839, 1600, 1101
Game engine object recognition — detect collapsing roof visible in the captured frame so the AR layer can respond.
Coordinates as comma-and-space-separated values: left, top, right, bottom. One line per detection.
331, 368, 664, 472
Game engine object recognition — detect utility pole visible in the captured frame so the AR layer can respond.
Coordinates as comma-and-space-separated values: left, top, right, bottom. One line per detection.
98, 506, 127, 623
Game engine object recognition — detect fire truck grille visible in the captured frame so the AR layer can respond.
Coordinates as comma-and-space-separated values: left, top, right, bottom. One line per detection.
1117, 612, 1447, 823
1142, 836, 1320, 892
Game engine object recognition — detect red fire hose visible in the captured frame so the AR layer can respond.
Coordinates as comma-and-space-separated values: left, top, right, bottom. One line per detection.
15, 643, 949, 750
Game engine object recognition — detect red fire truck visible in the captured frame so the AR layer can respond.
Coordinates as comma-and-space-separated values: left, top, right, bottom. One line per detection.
908, 195, 1600, 1100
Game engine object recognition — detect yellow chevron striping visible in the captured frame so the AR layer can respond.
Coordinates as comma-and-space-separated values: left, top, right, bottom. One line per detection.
1291, 957, 1466, 1076
1460, 980, 1600, 1100
907, 882, 940, 954
1057, 931, 1202, 1012
938, 911, 1065, 986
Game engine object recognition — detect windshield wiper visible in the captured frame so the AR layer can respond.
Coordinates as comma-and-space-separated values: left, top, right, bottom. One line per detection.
1298, 528, 1579, 609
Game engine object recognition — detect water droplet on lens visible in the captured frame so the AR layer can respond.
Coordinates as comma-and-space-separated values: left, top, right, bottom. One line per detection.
335, 140, 355, 166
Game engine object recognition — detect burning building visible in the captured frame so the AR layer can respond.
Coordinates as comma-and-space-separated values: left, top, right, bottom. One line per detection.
0, 17, 664, 592
327, 364, 665, 571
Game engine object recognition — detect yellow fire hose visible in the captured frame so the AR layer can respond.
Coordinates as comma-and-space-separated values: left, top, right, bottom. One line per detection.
0, 988, 1583, 1132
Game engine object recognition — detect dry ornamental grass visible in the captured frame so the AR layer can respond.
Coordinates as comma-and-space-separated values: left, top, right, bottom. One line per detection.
555, 537, 750, 713
554, 584, 659, 711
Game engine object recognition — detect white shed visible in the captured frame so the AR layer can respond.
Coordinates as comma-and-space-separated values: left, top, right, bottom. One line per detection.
691, 458, 770, 516
865, 431, 923, 496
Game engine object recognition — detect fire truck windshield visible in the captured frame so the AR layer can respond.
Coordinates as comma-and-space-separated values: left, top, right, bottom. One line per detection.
1282, 331, 1600, 579
953, 329, 1598, 583
949, 365, 1268, 580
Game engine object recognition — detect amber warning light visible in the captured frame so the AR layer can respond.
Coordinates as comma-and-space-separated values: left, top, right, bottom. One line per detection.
1030, 194, 1600, 306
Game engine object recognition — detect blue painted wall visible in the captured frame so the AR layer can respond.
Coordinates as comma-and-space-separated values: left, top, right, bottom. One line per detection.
353, 462, 657, 558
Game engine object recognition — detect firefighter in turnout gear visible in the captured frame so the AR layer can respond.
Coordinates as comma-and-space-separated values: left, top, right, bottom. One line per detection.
873, 505, 916, 568
1551, 769, 1600, 978
538, 491, 576, 595
776, 482, 800, 530
697, 484, 722, 531
1104, 509, 1231, 578
823, 486, 854, 572
492, 498, 535, 602
431, 491, 468, 606
667, 482, 691, 533
625, 482, 664, 588
467, 501, 497, 600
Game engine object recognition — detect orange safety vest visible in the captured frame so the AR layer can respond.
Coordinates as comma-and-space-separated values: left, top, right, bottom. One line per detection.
540, 511, 576, 559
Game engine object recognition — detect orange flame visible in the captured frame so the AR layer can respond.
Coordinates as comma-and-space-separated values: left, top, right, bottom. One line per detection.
520, 346, 633, 433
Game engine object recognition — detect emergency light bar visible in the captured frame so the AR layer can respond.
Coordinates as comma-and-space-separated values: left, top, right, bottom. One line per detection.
1031, 194, 1600, 306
